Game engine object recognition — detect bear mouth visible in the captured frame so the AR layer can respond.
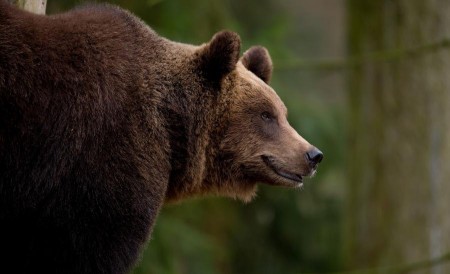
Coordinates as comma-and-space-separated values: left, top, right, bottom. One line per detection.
261, 155, 303, 184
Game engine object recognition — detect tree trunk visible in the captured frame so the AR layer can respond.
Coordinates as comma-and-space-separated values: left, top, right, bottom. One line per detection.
346, 1, 450, 273
8, 0, 46, 14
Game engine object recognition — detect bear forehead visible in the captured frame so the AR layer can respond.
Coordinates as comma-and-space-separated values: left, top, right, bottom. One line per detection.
235, 63, 287, 115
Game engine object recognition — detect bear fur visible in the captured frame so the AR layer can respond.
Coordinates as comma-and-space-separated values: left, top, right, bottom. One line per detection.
0, 2, 322, 273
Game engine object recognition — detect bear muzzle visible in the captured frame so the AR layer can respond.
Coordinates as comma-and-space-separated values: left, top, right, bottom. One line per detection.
260, 146, 323, 187
262, 155, 304, 183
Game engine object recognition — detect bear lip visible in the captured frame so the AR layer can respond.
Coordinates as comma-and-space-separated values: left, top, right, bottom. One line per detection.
261, 155, 303, 184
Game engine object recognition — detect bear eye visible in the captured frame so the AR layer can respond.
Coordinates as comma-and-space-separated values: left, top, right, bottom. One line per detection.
261, 111, 274, 121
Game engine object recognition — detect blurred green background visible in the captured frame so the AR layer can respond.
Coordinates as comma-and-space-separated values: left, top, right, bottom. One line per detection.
41, 0, 450, 273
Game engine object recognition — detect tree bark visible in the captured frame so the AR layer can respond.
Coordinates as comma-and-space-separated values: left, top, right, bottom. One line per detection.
346, 1, 450, 274
8, 0, 46, 14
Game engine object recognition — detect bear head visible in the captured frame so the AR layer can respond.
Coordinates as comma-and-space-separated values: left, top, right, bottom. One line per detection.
167, 31, 323, 202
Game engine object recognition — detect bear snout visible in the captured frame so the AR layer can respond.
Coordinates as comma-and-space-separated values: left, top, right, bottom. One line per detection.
306, 147, 323, 168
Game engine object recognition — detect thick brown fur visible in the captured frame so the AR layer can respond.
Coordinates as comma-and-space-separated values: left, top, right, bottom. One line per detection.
0, 1, 322, 273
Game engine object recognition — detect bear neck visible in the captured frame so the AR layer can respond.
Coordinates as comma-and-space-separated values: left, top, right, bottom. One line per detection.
162, 85, 227, 201
154, 48, 228, 202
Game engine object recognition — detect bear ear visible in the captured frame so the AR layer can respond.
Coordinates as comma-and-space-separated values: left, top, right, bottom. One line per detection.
197, 30, 241, 81
241, 46, 273, 84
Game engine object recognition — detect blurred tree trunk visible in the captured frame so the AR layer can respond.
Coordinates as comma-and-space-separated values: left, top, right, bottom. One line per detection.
346, 1, 450, 273
8, 0, 46, 14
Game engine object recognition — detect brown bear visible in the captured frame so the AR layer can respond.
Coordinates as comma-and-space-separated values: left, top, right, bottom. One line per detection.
0, 1, 323, 274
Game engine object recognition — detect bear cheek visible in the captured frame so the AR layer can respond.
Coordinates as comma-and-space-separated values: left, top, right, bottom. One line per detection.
221, 128, 263, 178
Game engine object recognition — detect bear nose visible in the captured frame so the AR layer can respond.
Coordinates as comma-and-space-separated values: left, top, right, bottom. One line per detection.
306, 148, 323, 167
